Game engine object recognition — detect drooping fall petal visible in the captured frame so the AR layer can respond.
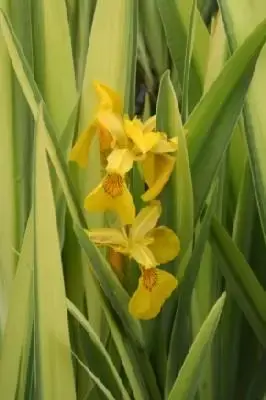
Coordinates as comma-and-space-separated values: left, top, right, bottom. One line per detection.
128, 268, 178, 320
84, 174, 135, 225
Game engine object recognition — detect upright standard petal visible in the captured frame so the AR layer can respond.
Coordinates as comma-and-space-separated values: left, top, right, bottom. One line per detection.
128, 268, 178, 320
148, 227, 180, 264
97, 111, 127, 147
94, 81, 122, 113
141, 154, 176, 202
143, 115, 156, 133
106, 148, 134, 175
69, 125, 96, 167
124, 119, 160, 154
130, 243, 158, 267
84, 174, 135, 225
130, 201, 162, 241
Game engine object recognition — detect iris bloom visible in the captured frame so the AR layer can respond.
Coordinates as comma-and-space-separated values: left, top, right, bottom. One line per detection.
69, 81, 123, 167
128, 266, 178, 319
86, 201, 180, 267
102, 115, 178, 201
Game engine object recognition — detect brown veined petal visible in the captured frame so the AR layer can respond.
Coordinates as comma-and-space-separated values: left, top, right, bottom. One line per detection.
69, 124, 96, 167
148, 227, 180, 264
84, 174, 135, 225
128, 268, 178, 320
141, 154, 176, 202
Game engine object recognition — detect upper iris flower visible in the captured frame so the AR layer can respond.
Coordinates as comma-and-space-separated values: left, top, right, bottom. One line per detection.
69, 81, 123, 167
86, 201, 180, 267
100, 114, 179, 201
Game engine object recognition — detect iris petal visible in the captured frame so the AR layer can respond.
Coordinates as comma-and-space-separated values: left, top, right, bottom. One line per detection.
69, 125, 96, 167
128, 268, 178, 320
130, 201, 161, 241
84, 178, 135, 225
141, 154, 176, 202
148, 227, 180, 264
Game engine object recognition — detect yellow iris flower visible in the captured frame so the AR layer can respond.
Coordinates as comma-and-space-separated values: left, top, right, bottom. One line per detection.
101, 114, 179, 201
69, 81, 123, 167
128, 266, 178, 320
86, 201, 180, 267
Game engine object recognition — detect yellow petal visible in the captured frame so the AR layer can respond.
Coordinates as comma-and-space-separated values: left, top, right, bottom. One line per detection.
124, 119, 146, 153
148, 227, 180, 264
141, 154, 176, 202
130, 243, 158, 267
106, 148, 134, 175
96, 110, 127, 147
84, 177, 135, 225
69, 124, 96, 167
111, 183, 136, 225
143, 132, 161, 153
125, 119, 160, 154
143, 115, 156, 133
128, 268, 178, 320
130, 201, 161, 241
94, 81, 122, 113
98, 127, 113, 152
151, 135, 178, 153
85, 228, 128, 249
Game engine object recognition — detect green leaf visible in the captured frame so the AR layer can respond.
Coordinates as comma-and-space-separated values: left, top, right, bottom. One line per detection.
32, 106, 76, 400
186, 19, 266, 221
156, 70, 193, 261
182, 0, 197, 120
31, 0, 76, 131
210, 217, 266, 346
67, 300, 131, 400
219, 0, 266, 243
72, 353, 116, 400
168, 293, 226, 400
0, 215, 33, 400
0, 5, 16, 331
139, 0, 168, 76
166, 194, 216, 396
157, 0, 209, 109
0, 10, 78, 159
101, 299, 151, 400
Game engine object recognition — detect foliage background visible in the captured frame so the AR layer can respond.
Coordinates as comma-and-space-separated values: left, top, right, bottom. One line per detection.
0, 0, 266, 399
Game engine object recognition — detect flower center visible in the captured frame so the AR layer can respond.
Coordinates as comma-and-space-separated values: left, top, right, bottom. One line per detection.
143, 268, 157, 292
103, 173, 124, 197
